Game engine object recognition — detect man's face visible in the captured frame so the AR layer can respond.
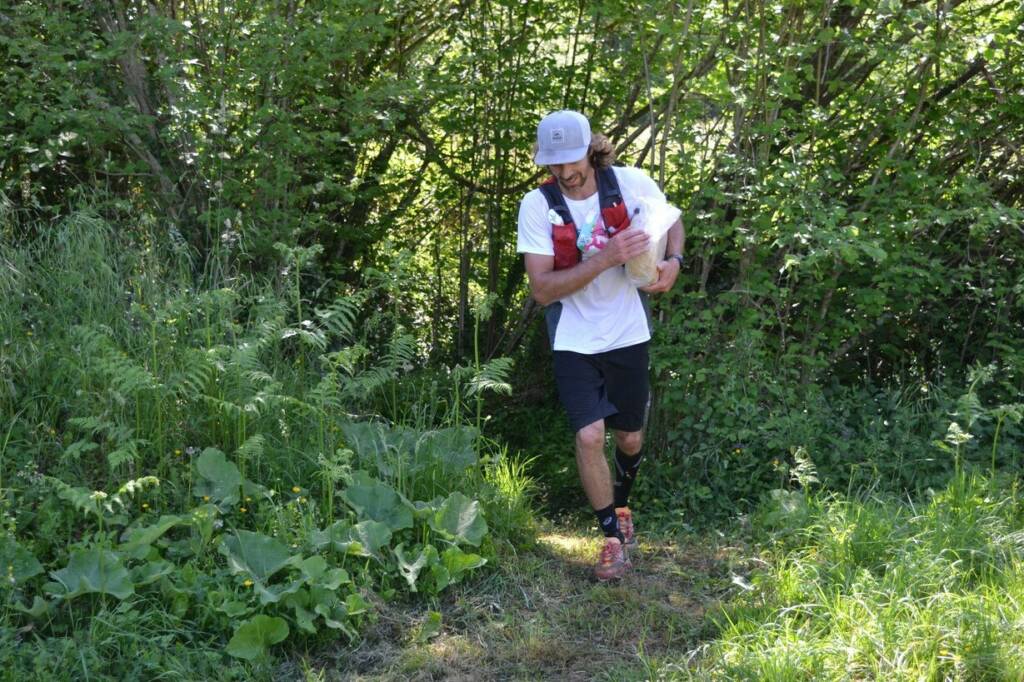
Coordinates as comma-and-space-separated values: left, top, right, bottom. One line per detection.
548, 156, 592, 193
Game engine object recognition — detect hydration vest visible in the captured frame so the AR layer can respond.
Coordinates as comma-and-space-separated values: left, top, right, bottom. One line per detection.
539, 166, 633, 270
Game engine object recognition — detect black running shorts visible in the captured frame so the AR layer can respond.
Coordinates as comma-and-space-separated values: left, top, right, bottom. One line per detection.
552, 341, 650, 434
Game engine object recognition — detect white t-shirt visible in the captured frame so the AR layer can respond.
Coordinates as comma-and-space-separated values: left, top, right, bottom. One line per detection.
516, 166, 667, 354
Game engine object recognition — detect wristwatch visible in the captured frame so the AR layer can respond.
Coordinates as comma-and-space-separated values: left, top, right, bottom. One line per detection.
668, 254, 684, 267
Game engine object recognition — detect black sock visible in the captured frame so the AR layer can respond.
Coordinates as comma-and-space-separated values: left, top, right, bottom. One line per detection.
594, 504, 624, 542
613, 448, 643, 508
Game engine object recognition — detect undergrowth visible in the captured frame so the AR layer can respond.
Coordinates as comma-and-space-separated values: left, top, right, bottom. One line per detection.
0, 212, 529, 678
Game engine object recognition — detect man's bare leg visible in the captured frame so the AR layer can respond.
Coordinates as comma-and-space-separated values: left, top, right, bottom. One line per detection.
575, 419, 613, 509
576, 419, 631, 579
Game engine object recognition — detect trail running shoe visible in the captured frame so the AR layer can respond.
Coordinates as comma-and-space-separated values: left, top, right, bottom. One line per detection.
594, 537, 631, 581
616, 506, 636, 547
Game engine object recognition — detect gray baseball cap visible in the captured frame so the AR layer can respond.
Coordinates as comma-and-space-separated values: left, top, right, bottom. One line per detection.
533, 110, 591, 165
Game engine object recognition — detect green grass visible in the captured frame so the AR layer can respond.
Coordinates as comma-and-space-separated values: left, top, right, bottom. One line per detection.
668, 472, 1024, 680
303, 518, 733, 681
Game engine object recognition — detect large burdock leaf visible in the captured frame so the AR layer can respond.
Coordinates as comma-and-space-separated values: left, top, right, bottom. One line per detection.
131, 559, 174, 586
311, 520, 355, 552
442, 547, 486, 581
348, 520, 392, 561
194, 448, 242, 504
0, 536, 43, 585
220, 530, 297, 582
225, 615, 289, 660
394, 543, 438, 592
429, 492, 487, 546
416, 426, 478, 473
50, 548, 134, 600
312, 520, 390, 561
120, 515, 183, 557
341, 473, 413, 531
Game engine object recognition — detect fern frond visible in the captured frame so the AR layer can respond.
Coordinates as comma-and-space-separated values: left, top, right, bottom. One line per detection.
385, 333, 417, 371
466, 357, 514, 397
315, 294, 364, 342
107, 438, 145, 470
67, 415, 115, 436
236, 433, 266, 462
170, 350, 216, 397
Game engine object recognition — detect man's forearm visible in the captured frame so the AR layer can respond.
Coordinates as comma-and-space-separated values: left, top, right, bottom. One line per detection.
529, 252, 614, 305
665, 220, 684, 258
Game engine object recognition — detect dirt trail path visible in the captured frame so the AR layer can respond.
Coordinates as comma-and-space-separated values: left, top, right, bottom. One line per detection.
313, 523, 737, 681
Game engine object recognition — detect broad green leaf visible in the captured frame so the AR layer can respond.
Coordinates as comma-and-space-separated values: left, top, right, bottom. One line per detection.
254, 579, 304, 605
225, 615, 289, 660
348, 520, 392, 561
311, 585, 349, 630
394, 543, 437, 592
120, 514, 182, 553
338, 421, 395, 477
311, 520, 353, 552
344, 592, 370, 616
298, 555, 328, 581
320, 567, 350, 590
220, 530, 297, 581
293, 603, 317, 634
430, 562, 450, 593
299, 556, 349, 589
430, 492, 487, 546
442, 547, 486, 581
0, 536, 43, 585
131, 559, 174, 586
341, 473, 413, 530
15, 596, 52, 619
414, 611, 442, 643
50, 549, 134, 600
194, 448, 242, 504
414, 426, 478, 472
411, 497, 443, 520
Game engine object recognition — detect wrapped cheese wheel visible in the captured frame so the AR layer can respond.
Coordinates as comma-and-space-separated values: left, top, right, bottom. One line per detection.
625, 197, 681, 287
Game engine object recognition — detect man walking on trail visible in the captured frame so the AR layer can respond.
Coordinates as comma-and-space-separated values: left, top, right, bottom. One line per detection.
517, 110, 684, 580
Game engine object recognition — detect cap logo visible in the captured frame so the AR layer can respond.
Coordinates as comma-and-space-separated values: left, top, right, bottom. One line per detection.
549, 127, 565, 144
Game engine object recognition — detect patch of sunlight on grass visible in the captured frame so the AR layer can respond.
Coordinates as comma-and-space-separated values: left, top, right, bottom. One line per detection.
399, 634, 485, 676
427, 634, 484, 661
539, 532, 594, 560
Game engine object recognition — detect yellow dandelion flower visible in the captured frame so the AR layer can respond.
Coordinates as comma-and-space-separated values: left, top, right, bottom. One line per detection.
26, 331, 33, 337
142, 503, 150, 509
245, 496, 252, 502
175, 449, 182, 456
243, 579, 253, 588
239, 507, 247, 513
291, 486, 301, 494
203, 495, 211, 502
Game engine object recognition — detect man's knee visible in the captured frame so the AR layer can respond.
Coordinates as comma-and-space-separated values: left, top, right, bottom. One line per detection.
576, 420, 605, 454
614, 429, 643, 456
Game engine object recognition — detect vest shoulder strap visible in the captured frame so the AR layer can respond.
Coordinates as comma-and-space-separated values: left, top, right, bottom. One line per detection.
596, 166, 624, 209
539, 180, 574, 226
